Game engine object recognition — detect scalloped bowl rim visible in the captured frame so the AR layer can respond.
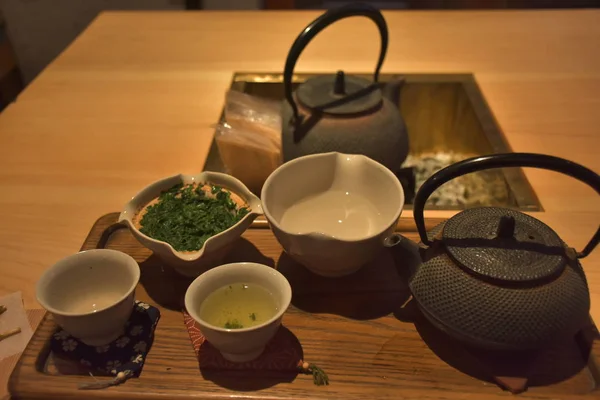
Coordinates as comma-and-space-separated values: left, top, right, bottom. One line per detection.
261, 152, 405, 243
118, 171, 263, 263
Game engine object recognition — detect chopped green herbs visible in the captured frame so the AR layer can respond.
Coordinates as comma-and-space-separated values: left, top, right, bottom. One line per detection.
224, 320, 244, 329
139, 183, 250, 252
249, 313, 256, 321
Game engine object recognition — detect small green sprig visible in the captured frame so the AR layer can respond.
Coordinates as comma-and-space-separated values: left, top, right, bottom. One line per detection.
298, 361, 329, 386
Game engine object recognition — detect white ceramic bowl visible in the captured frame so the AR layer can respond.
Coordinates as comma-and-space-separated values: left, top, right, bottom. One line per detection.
119, 172, 263, 277
36, 249, 140, 346
184, 262, 292, 363
262, 152, 405, 277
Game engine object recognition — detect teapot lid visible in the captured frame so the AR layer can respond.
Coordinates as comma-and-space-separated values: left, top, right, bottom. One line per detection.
442, 207, 567, 284
296, 71, 382, 115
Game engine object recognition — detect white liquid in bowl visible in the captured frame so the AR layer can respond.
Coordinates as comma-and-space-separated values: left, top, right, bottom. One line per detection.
279, 190, 383, 240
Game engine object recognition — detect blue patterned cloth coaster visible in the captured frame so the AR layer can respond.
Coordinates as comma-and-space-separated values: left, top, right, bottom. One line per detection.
50, 301, 160, 384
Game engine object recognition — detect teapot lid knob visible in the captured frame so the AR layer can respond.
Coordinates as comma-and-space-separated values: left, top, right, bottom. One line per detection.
295, 73, 382, 115
495, 215, 516, 239
333, 70, 346, 96
442, 207, 567, 284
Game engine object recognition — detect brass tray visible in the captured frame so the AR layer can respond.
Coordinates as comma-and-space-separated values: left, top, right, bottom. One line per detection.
204, 72, 542, 211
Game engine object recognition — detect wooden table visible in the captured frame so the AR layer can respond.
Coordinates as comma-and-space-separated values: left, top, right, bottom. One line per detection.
0, 8, 598, 398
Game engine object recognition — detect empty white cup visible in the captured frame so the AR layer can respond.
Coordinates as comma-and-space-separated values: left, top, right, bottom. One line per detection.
36, 249, 140, 346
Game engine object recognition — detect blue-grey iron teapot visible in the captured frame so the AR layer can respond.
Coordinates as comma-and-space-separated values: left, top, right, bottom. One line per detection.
281, 3, 409, 172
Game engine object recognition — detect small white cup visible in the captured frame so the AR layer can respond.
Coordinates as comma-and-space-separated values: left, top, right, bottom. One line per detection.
36, 249, 141, 346
184, 262, 292, 363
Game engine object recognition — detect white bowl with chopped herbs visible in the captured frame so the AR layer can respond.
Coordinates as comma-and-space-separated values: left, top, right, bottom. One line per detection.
119, 172, 263, 277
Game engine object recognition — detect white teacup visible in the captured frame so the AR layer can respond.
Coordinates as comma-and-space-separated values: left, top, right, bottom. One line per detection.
184, 262, 292, 362
36, 249, 140, 346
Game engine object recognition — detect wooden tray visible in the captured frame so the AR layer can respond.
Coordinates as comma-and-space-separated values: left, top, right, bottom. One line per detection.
9, 213, 600, 399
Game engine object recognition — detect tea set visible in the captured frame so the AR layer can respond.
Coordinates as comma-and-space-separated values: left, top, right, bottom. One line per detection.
34, 1, 600, 374
36, 148, 600, 364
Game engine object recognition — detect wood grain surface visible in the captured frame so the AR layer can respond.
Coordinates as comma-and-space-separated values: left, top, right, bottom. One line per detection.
8, 214, 600, 399
0, 9, 598, 315
0, 8, 599, 399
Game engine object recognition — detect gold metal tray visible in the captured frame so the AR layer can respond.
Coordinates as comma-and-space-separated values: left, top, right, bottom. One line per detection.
203, 72, 542, 211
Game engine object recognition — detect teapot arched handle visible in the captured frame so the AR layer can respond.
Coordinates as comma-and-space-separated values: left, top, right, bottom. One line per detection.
413, 153, 600, 259
283, 3, 388, 123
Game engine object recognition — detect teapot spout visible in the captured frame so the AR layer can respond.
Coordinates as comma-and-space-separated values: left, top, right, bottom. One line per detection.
381, 77, 406, 107
383, 233, 403, 247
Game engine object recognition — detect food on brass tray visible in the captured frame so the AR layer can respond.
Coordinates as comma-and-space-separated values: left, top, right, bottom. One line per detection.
133, 183, 250, 252
199, 283, 279, 329
403, 151, 509, 207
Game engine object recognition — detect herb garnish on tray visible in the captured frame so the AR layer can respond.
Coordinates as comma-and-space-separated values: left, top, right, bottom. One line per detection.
139, 183, 249, 252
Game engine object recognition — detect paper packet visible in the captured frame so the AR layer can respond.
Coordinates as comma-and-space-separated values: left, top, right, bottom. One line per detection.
215, 91, 282, 194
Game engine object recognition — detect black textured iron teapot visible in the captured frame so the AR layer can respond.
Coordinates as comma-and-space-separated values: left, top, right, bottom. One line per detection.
387, 153, 600, 350
281, 3, 409, 173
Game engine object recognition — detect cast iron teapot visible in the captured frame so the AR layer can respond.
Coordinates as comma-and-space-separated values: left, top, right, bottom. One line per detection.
387, 153, 600, 350
281, 3, 409, 172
